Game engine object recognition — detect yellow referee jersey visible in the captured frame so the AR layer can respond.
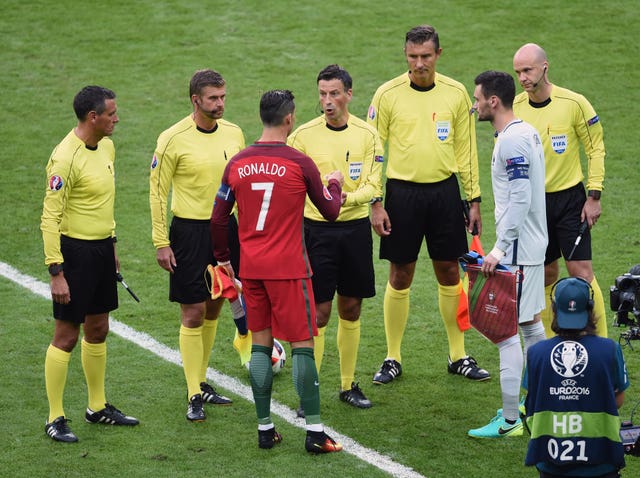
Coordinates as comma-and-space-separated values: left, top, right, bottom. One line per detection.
367, 72, 480, 200
513, 85, 605, 193
288, 114, 384, 221
149, 115, 245, 249
41, 129, 116, 265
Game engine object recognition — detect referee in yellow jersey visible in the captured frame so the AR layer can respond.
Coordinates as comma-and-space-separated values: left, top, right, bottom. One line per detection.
367, 25, 490, 384
41, 86, 139, 443
149, 70, 244, 421
288, 65, 383, 413
513, 43, 608, 338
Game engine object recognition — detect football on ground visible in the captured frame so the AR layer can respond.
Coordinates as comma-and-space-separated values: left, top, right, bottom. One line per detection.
271, 339, 286, 374
245, 338, 286, 374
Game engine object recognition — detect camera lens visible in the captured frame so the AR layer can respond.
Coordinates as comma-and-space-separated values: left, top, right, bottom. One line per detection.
617, 276, 635, 290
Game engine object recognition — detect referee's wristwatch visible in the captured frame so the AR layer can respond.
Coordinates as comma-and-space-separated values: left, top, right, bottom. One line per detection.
588, 190, 601, 200
48, 263, 63, 276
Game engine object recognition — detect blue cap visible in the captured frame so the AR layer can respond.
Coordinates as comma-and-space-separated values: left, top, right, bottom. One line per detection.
554, 278, 590, 330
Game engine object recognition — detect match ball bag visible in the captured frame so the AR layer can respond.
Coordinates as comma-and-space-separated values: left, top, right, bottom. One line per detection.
466, 264, 520, 344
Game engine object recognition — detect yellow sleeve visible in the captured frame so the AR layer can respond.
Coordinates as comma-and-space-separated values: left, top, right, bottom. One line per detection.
576, 97, 605, 191
454, 92, 481, 200
109, 155, 117, 238
40, 154, 71, 265
149, 135, 177, 249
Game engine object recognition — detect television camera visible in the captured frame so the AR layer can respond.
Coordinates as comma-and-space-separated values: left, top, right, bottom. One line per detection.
610, 265, 640, 348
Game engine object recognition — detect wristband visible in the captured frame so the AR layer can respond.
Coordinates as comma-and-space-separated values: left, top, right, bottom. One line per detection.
217, 260, 230, 266
370, 196, 383, 204
587, 190, 601, 200
469, 197, 481, 203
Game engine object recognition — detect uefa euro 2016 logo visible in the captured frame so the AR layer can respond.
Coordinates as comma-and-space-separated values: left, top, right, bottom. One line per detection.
48, 175, 63, 191
550, 340, 588, 378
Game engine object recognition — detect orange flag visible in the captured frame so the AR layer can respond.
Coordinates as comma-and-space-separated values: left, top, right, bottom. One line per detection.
456, 235, 485, 331
470, 235, 485, 255
206, 264, 240, 301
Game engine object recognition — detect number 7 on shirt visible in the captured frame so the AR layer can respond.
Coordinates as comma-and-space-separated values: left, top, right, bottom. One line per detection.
251, 182, 274, 231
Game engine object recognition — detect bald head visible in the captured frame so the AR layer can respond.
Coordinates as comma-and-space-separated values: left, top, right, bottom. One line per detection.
514, 43, 547, 65
513, 43, 550, 97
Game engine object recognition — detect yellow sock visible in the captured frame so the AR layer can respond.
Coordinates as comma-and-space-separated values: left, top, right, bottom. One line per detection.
591, 276, 608, 338
314, 326, 327, 373
180, 325, 204, 398
438, 282, 466, 362
45, 344, 71, 422
541, 283, 555, 338
82, 339, 107, 411
337, 318, 360, 391
233, 329, 252, 365
200, 319, 218, 383
384, 282, 410, 363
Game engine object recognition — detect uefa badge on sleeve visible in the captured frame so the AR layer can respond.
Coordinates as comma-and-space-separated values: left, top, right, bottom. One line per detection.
48, 175, 63, 191
368, 105, 376, 120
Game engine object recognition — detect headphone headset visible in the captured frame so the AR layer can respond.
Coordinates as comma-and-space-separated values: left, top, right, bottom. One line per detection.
550, 277, 594, 313
532, 66, 547, 88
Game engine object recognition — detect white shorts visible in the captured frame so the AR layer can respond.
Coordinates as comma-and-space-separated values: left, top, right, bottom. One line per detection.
505, 264, 545, 324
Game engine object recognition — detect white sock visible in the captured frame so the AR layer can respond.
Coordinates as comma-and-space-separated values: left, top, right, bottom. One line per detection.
521, 321, 546, 361
497, 334, 523, 422
230, 297, 244, 318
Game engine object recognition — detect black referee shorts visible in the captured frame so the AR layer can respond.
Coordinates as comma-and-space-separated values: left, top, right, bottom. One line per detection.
380, 175, 468, 264
304, 217, 375, 303
54, 235, 118, 323
169, 215, 240, 304
545, 183, 591, 264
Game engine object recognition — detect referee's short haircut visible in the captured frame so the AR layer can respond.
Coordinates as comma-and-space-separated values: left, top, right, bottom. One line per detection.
189, 69, 225, 97
405, 25, 439, 49
73, 86, 116, 120
317, 64, 352, 91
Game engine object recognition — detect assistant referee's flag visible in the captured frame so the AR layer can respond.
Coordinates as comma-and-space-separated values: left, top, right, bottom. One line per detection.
457, 235, 485, 331
206, 264, 240, 301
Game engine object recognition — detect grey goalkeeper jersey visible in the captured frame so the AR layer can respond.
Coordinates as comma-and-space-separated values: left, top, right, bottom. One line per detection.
492, 119, 548, 265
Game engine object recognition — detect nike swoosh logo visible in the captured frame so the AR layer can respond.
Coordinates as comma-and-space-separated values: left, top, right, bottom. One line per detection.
314, 381, 320, 386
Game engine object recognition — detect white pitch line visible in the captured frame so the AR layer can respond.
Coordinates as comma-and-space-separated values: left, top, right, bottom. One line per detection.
1, 260, 425, 478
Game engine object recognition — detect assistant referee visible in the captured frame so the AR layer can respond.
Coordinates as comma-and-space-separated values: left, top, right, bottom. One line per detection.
149, 69, 244, 422
41, 86, 139, 443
